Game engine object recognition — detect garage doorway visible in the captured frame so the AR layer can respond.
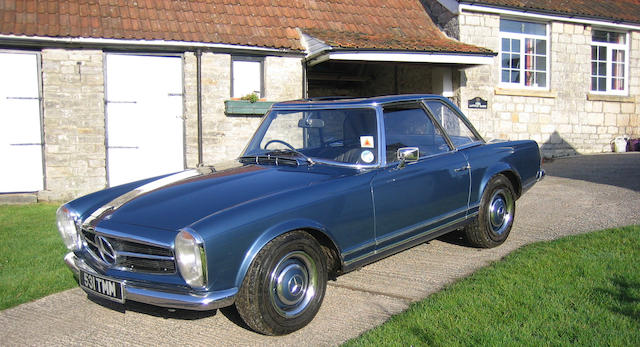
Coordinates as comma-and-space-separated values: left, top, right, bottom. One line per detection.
0, 52, 44, 193
105, 54, 184, 186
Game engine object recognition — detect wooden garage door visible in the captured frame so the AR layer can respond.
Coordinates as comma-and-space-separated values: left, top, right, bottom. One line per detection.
105, 54, 184, 186
0, 52, 43, 193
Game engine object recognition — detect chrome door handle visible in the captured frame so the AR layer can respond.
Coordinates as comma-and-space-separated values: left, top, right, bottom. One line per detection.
454, 164, 470, 172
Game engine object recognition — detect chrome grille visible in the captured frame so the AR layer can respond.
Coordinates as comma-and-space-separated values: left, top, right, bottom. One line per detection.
81, 227, 175, 274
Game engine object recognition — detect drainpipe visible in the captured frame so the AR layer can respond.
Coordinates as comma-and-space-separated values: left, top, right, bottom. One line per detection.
196, 49, 203, 166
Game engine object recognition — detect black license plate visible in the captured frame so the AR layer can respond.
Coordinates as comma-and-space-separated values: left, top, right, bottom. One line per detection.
79, 270, 124, 303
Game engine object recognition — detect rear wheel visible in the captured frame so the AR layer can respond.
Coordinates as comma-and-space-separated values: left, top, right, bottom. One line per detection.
235, 231, 327, 335
464, 174, 516, 248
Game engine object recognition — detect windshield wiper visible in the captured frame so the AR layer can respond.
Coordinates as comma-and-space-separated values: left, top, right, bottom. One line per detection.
264, 149, 315, 166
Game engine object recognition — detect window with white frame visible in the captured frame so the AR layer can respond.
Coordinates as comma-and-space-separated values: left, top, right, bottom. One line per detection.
231, 57, 264, 98
499, 18, 549, 89
591, 30, 628, 94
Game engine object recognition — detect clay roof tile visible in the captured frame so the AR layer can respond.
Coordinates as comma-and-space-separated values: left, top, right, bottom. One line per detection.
0, 0, 501, 53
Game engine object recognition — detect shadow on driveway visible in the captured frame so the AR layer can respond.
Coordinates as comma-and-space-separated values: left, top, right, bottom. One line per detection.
543, 153, 640, 192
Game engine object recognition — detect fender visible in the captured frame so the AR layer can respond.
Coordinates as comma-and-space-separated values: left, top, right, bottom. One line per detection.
233, 218, 340, 288
470, 160, 521, 214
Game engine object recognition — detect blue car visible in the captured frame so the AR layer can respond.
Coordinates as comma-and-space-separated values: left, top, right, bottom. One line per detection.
57, 95, 544, 335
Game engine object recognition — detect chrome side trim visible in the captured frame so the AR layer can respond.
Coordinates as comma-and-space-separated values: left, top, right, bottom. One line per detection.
64, 253, 235, 311
344, 211, 476, 267
376, 206, 469, 245
342, 207, 472, 259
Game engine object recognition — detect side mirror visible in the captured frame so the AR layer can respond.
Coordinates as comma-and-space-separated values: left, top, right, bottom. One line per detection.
397, 147, 419, 168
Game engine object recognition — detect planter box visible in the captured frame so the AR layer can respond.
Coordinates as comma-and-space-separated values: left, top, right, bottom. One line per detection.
224, 100, 275, 116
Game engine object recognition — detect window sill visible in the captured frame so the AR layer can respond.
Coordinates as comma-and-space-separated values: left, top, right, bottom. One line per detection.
586, 94, 634, 103
494, 87, 557, 98
224, 100, 275, 116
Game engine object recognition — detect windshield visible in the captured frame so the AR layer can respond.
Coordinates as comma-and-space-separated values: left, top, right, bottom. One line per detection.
244, 108, 379, 166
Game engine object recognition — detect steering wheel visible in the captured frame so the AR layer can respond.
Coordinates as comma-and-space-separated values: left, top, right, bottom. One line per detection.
264, 139, 296, 151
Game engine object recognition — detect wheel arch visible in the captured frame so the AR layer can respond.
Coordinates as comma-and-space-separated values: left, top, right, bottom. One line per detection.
479, 164, 522, 201
234, 219, 342, 288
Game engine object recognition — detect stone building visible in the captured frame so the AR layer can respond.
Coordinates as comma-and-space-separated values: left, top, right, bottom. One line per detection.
0, 0, 493, 201
423, 0, 640, 157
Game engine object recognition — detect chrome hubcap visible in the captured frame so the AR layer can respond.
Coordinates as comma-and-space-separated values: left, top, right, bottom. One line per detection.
270, 251, 317, 318
488, 188, 513, 235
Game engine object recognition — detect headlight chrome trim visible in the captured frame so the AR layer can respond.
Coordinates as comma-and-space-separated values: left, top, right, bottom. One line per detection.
56, 205, 82, 251
174, 228, 208, 290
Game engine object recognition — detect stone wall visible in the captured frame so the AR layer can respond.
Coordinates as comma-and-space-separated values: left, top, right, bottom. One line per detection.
457, 11, 640, 158
39, 49, 106, 201
33, 49, 303, 201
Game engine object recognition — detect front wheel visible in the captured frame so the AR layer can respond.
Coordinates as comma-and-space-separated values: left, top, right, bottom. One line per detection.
464, 174, 516, 248
235, 231, 327, 335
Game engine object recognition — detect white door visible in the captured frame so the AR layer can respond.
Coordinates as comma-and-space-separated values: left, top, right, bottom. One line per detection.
0, 52, 44, 193
105, 54, 184, 186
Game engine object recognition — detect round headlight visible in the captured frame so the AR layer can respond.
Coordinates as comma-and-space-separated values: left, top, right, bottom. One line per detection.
175, 229, 207, 289
56, 206, 81, 251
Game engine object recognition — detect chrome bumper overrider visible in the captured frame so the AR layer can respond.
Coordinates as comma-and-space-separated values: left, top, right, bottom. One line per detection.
536, 169, 545, 181
64, 253, 236, 311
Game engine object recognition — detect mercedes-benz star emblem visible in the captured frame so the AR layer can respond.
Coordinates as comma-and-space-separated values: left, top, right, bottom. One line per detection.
95, 235, 117, 265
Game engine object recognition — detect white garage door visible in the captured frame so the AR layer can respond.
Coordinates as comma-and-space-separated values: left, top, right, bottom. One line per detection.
0, 52, 44, 193
105, 54, 184, 186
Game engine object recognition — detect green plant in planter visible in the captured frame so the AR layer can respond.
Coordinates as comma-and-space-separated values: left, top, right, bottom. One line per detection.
240, 92, 259, 103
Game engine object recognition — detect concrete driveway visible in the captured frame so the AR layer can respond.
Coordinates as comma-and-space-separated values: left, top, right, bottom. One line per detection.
2, 153, 639, 346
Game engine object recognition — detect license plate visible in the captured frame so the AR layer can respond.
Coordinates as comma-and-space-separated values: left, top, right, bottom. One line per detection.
79, 270, 124, 303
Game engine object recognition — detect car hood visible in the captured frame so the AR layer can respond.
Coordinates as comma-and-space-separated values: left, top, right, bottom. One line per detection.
85, 161, 348, 231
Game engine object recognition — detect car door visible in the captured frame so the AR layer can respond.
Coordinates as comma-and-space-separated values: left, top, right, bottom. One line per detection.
371, 102, 470, 252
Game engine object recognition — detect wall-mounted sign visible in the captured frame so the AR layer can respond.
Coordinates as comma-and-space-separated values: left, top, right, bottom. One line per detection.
468, 97, 488, 109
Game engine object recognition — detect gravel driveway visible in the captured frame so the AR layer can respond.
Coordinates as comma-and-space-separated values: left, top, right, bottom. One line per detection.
2, 152, 639, 346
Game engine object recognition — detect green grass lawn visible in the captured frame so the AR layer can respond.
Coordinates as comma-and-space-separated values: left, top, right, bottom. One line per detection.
345, 225, 640, 346
0, 203, 76, 310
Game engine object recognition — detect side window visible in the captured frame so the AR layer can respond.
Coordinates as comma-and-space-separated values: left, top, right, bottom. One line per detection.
231, 57, 263, 98
383, 104, 449, 162
425, 101, 479, 148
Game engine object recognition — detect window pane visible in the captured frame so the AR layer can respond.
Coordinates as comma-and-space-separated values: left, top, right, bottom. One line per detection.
512, 39, 520, 53
425, 101, 479, 148
598, 78, 606, 91
501, 70, 510, 83
598, 62, 606, 74
536, 72, 546, 87
500, 19, 546, 35
535, 56, 546, 71
383, 104, 448, 160
535, 39, 546, 54
592, 30, 608, 43
500, 19, 522, 34
591, 77, 597, 91
502, 54, 509, 68
502, 38, 510, 51
511, 70, 520, 83
593, 30, 626, 44
591, 46, 597, 58
525, 38, 534, 54
232, 59, 262, 98
599, 46, 606, 58
612, 78, 624, 90
613, 49, 625, 63
511, 56, 520, 68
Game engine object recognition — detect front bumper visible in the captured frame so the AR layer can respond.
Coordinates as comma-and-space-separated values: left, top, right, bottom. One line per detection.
64, 252, 236, 311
